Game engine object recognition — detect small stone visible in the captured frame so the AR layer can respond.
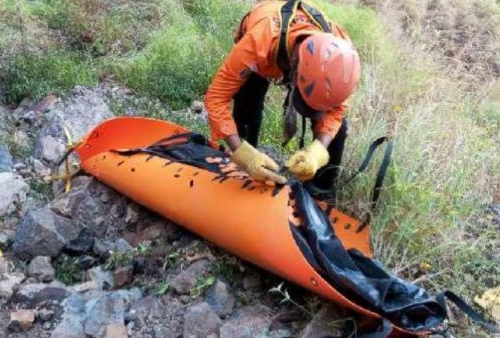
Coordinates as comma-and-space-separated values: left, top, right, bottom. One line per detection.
105, 324, 128, 338
219, 305, 272, 338
51, 315, 85, 338
206, 279, 235, 318
114, 265, 134, 288
93, 239, 113, 259
33, 158, 50, 177
0, 172, 29, 216
78, 255, 98, 270
0, 144, 13, 172
154, 326, 175, 338
140, 221, 169, 241
64, 227, 94, 255
34, 135, 66, 163
9, 310, 36, 332
83, 292, 125, 338
0, 272, 25, 300
170, 270, 197, 295
114, 238, 133, 253
13, 281, 69, 306
27, 256, 55, 282
37, 309, 55, 322
183, 302, 222, 338
0, 256, 9, 274
87, 266, 114, 291
125, 203, 140, 224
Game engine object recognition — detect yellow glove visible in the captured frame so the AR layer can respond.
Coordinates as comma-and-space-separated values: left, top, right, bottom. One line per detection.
286, 140, 329, 181
231, 141, 287, 185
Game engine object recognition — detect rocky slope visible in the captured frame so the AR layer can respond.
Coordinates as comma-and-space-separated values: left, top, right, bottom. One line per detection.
0, 87, 343, 338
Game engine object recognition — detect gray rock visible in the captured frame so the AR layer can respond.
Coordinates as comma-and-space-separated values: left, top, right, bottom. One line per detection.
183, 302, 222, 338
93, 239, 113, 259
113, 265, 134, 288
33, 158, 50, 177
0, 172, 29, 216
298, 306, 343, 338
154, 326, 176, 338
51, 315, 86, 338
219, 305, 273, 338
64, 227, 95, 254
115, 287, 143, 303
0, 256, 9, 274
13, 281, 70, 306
34, 135, 66, 163
125, 297, 164, 328
0, 272, 25, 300
170, 270, 197, 295
114, 238, 133, 253
84, 292, 125, 338
27, 256, 55, 282
50, 178, 124, 237
0, 144, 13, 172
206, 279, 235, 317
34, 87, 113, 164
87, 266, 115, 291
13, 208, 83, 259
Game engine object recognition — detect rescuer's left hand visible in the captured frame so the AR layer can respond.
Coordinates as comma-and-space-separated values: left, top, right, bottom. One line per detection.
286, 140, 329, 181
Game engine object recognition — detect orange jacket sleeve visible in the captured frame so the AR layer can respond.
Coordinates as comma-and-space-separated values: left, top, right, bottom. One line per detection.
204, 20, 275, 142
314, 103, 346, 138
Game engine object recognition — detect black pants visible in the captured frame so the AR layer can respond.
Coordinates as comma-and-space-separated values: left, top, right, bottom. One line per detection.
233, 73, 347, 190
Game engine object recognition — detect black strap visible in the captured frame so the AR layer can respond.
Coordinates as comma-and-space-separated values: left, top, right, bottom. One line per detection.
300, 115, 306, 148
277, 0, 332, 84
437, 290, 500, 334
277, 0, 300, 84
346, 136, 394, 210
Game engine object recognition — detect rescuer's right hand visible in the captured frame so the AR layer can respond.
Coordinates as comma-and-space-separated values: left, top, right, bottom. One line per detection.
231, 141, 287, 185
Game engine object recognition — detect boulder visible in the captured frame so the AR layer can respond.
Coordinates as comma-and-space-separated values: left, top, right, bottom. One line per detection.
27, 256, 55, 282
13, 208, 84, 259
34, 87, 113, 164
0, 144, 13, 172
183, 302, 222, 338
219, 305, 273, 338
0, 172, 29, 216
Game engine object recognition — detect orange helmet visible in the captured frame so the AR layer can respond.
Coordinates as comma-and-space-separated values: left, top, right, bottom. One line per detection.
293, 33, 361, 116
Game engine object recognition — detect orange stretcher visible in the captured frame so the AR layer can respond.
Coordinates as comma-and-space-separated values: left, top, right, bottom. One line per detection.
73, 117, 454, 338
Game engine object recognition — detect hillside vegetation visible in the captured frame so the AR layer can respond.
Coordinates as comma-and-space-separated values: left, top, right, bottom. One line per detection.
1, 0, 500, 336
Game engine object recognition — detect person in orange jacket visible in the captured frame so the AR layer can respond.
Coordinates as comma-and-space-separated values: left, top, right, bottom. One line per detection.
204, 0, 361, 191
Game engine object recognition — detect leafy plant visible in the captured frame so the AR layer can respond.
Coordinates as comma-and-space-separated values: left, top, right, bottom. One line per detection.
190, 275, 215, 299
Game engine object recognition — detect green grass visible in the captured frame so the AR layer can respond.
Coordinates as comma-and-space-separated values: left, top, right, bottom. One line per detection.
2, 50, 97, 103
114, 0, 249, 109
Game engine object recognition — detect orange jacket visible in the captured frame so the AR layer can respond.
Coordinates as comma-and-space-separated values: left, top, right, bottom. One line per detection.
204, 1, 352, 142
